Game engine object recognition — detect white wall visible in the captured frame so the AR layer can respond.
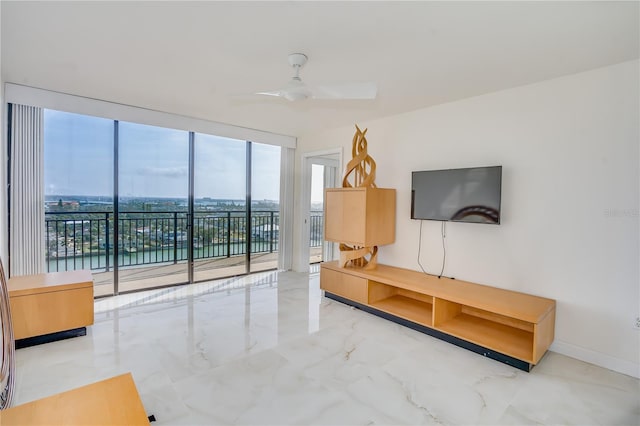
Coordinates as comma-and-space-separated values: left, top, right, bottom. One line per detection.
294, 60, 640, 377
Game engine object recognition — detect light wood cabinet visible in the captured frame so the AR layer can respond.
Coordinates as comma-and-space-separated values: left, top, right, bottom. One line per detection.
324, 187, 396, 246
8, 270, 94, 341
320, 261, 555, 371
320, 266, 368, 304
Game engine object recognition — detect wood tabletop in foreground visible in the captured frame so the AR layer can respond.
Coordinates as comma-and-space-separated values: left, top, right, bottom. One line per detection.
0, 373, 149, 425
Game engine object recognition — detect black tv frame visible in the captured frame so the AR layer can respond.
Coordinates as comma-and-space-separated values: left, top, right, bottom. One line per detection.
411, 165, 502, 225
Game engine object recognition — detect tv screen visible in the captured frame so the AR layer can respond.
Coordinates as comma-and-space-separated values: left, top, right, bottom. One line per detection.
411, 166, 502, 224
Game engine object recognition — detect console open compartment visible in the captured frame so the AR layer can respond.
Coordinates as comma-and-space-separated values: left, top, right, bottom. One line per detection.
368, 280, 433, 327
433, 298, 534, 362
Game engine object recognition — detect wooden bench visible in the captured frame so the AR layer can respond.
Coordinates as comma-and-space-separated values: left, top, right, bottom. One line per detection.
8, 270, 94, 347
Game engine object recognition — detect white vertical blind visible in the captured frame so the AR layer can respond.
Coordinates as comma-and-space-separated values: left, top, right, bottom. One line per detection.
9, 104, 45, 276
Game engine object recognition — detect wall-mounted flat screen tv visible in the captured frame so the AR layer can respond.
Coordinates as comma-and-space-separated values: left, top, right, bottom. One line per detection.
411, 166, 502, 224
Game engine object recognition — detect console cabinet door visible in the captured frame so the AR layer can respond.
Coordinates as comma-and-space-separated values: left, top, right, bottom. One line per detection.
320, 268, 368, 304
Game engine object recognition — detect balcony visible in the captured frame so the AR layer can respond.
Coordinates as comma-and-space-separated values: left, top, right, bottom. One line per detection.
45, 210, 324, 296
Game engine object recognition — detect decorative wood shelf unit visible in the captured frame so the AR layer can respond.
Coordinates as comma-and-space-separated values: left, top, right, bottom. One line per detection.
320, 261, 555, 371
324, 187, 396, 247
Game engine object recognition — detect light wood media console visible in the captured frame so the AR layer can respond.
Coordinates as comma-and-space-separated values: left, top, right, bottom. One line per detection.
320, 261, 556, 371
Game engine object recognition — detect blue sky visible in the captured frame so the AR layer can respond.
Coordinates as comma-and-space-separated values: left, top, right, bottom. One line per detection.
44, 110, 281, 200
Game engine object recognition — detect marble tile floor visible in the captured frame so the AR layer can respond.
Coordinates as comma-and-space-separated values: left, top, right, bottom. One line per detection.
12, 270, 640, 425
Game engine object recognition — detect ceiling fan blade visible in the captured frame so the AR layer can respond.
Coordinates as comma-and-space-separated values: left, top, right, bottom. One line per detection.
310, 82, 378, 100
255, 90, 284, 98
253, 54, 377, 102
255, 82, 311, 101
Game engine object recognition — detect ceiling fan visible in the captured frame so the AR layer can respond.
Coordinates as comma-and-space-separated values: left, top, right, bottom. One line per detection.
255, 53, 377, 102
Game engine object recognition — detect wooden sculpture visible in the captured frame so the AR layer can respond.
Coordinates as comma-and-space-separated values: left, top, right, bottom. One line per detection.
340, 125, 378, 270
342, 125, 376, 189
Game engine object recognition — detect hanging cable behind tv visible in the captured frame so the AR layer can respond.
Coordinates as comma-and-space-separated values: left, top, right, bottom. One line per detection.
416, 220, 453, 280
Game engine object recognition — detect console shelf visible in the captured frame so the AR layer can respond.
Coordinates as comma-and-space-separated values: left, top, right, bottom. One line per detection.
370, 295, 434, 327
437, 314, 533, 362
320, 261, 555, 371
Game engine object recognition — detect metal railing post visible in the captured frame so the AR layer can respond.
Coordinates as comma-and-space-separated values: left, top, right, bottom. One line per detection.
45, 221, 50, 272
173, 212, 178, 264
105, 213, 110, 272
226, 212, 231, 258
269, 211, 274, 253
63, 221, 68, 269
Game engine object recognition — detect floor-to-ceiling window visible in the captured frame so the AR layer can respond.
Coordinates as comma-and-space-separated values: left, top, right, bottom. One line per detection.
38, 107, 289, 296
43, 110, 115, 296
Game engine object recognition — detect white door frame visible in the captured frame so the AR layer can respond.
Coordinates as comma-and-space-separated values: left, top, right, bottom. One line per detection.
295, 148, 342, 272
322, 164, 338, 261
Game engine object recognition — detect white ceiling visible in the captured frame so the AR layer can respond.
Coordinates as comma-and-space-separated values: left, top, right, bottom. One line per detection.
2, 1, 638, 138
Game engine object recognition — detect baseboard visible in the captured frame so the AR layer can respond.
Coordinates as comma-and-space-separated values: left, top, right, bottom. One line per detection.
550, 340, 639, 379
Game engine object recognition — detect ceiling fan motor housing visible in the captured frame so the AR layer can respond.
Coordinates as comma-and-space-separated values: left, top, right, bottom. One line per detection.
288, 53, 308, 68
283, 78, 309, 101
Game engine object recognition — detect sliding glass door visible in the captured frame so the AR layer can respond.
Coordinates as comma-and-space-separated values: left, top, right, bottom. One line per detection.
117, 122, 190, 292
193, 134, 247, 281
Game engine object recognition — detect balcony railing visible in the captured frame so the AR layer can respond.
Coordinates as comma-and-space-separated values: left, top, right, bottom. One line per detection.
309, 212, 323, 248
45, 210, 324, 273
